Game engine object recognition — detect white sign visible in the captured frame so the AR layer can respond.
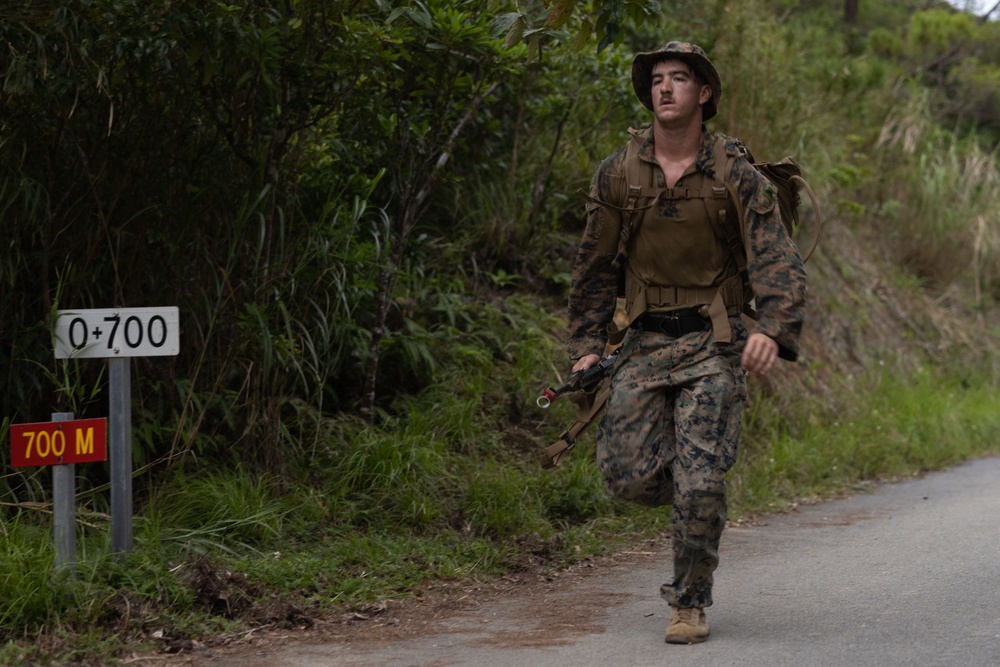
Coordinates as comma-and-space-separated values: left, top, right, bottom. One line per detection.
54, 308, 180, 359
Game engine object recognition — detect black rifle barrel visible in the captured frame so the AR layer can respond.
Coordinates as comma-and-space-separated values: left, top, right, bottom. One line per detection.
536, 352, 618, 408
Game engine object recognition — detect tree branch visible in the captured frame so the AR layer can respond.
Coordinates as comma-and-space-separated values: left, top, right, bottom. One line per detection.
407, 81, 501, 225
979, 0, 1000, 23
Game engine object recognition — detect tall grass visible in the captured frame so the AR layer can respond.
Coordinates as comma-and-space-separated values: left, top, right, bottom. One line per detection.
872, 91, 1000, 295
731, 364, 1000, 514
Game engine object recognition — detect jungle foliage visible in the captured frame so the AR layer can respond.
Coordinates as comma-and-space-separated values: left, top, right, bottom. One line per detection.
4, 0, 1000, 662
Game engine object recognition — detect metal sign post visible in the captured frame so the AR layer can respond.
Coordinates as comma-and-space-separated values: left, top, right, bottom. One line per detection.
53, 307, 180, 555
109, 358, 132, 554
52, 412, 75, 573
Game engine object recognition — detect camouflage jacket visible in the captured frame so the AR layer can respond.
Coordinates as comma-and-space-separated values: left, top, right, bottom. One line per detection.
567, 126, 807, 361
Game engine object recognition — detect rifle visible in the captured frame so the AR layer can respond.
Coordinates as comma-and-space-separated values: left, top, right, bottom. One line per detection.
536, 350, 619, 468
536, 351, 619, 408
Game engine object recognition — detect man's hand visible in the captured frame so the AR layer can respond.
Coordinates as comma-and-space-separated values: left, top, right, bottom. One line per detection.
741, 333, 778, 375
572, 354, 602, 373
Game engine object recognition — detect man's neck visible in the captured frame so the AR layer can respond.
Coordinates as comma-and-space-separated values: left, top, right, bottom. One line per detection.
651, 119, 705, 187
652, 119, 704, 162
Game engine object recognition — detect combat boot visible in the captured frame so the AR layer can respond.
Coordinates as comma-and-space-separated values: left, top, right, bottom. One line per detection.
664, 607, 709, 644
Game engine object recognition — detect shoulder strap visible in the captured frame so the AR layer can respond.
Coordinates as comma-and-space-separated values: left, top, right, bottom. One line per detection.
711, 136, 749, 275
612, 127, 660, 269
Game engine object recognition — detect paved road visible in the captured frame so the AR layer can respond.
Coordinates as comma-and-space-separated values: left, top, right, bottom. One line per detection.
195, 456, 1000, 667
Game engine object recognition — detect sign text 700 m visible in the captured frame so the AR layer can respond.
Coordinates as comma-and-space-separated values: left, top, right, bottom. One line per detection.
10, 418, 108, 467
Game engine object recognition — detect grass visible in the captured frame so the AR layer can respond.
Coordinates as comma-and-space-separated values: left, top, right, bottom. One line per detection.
5, 288, 1000, 666
730, 364, 1000, 515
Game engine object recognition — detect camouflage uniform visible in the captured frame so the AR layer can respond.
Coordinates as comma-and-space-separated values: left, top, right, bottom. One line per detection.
567, 123, 806, 609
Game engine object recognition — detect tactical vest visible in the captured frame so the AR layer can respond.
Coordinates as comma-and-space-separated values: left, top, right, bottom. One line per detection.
608, 126, 754, 344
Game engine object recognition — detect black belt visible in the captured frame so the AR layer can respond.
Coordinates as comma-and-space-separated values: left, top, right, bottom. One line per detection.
634, 309, 709, 337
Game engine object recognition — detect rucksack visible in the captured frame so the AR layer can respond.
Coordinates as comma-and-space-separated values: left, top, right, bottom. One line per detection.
737, 146, 821, 262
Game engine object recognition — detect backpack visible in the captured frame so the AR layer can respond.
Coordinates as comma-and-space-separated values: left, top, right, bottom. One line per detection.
737, 146, 821, 262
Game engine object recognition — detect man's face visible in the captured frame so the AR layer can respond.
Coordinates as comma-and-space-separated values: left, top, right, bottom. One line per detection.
650, 59, 712, 128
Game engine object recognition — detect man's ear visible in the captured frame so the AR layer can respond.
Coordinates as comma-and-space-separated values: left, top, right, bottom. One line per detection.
699, 84, 712, 106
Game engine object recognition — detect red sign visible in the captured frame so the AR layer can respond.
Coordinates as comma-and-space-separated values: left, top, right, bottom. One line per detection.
9, 418, 107, 467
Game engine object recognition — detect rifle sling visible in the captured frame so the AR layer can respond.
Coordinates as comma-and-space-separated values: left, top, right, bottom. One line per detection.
539, 385, 611, 469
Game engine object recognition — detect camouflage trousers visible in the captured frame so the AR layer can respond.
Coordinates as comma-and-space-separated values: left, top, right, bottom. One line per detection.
595, 318, 748, 609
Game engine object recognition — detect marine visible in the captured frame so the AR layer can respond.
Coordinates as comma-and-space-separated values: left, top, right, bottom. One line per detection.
566, 41, 807, 644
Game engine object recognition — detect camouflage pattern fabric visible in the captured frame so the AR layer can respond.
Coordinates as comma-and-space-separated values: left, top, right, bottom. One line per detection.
567, 126, 806, 363
567, 125, 806, 611
596, 320, 747, 608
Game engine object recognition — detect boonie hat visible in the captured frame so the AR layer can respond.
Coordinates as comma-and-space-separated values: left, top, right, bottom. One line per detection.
631, 42, 722, 121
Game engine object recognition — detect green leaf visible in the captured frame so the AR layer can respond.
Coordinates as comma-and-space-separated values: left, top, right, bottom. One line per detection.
409, 8, 433, 30
504, 15, 527, 49
572, 20, 593, 52
597, 21, 620, 53
387, 7, 409, 24
492, 11, 521, 37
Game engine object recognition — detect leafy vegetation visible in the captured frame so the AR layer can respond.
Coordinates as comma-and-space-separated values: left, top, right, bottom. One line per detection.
3, 0, 1000, 663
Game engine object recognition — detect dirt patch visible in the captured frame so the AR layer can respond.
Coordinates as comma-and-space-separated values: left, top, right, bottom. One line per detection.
141, 542, 666, 665
465, 590, 633, 649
